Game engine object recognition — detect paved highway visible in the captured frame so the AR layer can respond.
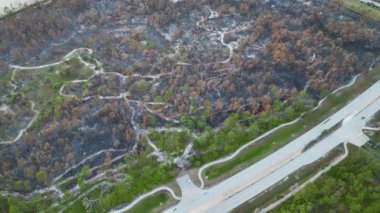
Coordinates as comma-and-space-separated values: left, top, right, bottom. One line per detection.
165, 80, 380, 213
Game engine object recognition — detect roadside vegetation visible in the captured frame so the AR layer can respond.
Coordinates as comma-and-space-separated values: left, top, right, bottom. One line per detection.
190, 90, 313, 167
363, 111, 380, 155
125, 191, 177, 213
233, 144, 345, 213
272, 146, 380, 213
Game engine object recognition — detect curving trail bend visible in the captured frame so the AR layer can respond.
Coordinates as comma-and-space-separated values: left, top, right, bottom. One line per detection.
0, 101, 38, 145
109, 186, 181, 213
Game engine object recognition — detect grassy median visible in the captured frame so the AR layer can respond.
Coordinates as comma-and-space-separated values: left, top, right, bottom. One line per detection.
341, 0, 380, 22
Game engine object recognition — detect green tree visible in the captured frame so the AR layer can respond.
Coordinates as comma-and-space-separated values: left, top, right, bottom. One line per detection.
35, 170, 47, 182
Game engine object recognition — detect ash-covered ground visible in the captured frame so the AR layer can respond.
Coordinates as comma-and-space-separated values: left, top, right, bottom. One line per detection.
0, 0, 379, 195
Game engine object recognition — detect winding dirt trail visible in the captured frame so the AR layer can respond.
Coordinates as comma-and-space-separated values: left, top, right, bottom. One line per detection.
0, 101, 38, 145
2, 47, 175, 145
0, 47, 181, 200
94, 6, 367, 212
0, 4, 370, 211
1, 48, 91, 145
195, 6, 240, 64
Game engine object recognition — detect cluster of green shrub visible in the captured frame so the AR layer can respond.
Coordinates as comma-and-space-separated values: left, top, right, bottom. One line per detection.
0, 194, 54, 213
273, 147, 380, 213
189, 91, 313, 166
63, 148, 176, 212
149, 130, 192, 156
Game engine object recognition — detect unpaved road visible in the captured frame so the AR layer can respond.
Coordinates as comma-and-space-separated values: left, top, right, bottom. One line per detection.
0, 0, 46, 16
